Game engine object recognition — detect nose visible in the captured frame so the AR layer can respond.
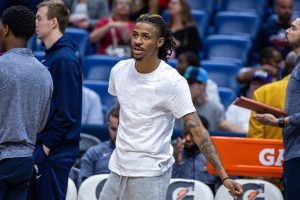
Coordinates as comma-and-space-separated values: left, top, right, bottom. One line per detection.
133, 36, 142, 45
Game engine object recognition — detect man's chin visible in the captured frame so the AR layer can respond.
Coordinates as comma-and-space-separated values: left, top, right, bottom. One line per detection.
133, 55, 143, 61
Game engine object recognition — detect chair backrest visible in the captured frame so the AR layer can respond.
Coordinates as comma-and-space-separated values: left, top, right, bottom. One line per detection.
27, 34, 43, 52
83, 80, 118, 115
204, 35, 252, 66
220, 0, 268, 17
214, 11, 260, 39
80, 133, 101, 153
81, 124, 110, 142
215, 179, 284, 200
187, 0, 214, 16
201, 60, 240, 94
65, 27, 89, 59
33, 51, 46, 62
162, 9, 208, 40
218, 87, 236, 109
78, 174, 109, 200
294, 0, 300, 13
167, 178, 214, 200
166, 59, 177, 68
66, 178, 77, 200
83, 55, 121, 81
69, 167, 80, 187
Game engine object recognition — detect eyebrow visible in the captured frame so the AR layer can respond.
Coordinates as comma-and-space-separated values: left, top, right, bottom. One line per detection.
132, 31, 152, 36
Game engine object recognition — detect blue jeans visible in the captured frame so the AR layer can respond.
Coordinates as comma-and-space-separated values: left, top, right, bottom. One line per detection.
283, 157, 300, 200
0, 156, 33, 200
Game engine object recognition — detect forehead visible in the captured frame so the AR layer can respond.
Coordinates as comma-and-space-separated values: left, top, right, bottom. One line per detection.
134, 22, 159, 36
291, 18, 300, 28
36, 6, 48, 16
277, 0, 293, 6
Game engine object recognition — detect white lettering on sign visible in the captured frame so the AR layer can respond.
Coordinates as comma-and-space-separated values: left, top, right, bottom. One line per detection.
259, 148, 284, 166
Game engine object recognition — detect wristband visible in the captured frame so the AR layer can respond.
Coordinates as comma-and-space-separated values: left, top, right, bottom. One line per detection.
278, 117, 286, 128
221, 177, 230, 183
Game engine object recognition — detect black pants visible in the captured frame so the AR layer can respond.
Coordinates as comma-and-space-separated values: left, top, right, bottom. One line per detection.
27, 144, 79, 200
283, 157, 300, 200
0, 156, 33, 200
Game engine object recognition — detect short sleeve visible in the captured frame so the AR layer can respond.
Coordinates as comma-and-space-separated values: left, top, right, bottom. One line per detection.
108, 67, 116, 96
167, 78, 196, 118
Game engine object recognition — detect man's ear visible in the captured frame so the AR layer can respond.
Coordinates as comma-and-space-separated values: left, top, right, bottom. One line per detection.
157, 37, 165, 48
51, 17, 59, 30
3, 24, 9, 38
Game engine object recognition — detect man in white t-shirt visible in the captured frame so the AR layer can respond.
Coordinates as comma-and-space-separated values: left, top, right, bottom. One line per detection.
99, 14, 243, 200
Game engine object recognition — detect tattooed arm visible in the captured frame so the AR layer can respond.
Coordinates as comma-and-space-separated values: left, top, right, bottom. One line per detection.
183, 112, 243, 197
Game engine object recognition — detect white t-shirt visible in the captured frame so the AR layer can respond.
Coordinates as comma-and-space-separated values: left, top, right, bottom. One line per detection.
81, 86, 104, 125
108, 59, 195, 176
225, 104, 251, 133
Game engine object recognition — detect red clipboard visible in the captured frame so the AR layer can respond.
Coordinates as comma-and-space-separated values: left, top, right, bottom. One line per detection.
233, 96, 286, 117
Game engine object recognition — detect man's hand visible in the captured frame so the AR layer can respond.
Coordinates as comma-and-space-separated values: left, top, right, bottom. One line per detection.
253, 113, 278, 126
223, 178, 243, 199
43, 144, 50, 156
174, 137, 184, 164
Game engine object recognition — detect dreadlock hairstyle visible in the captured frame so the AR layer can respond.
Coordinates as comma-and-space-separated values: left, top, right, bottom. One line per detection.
136, 14, 175, 61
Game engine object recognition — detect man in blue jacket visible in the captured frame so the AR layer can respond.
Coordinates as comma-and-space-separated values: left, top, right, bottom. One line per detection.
27, 1, 82, 200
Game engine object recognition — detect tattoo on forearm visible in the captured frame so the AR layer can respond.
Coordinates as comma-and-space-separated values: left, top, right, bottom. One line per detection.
184, 114, 222, 171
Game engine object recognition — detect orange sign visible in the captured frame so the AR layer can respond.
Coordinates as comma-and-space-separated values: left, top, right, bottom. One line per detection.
207, 137, 284, 177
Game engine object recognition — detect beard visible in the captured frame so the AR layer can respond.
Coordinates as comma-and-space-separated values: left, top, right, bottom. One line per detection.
285, 37, 300, 50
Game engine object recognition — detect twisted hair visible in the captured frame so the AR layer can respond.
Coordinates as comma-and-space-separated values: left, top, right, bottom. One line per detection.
136, 14, 175, 61
2, 5, 35, 40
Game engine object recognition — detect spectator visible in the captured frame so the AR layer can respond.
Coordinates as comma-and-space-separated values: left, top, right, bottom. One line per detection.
89, 0, 134, 56
184, 66, 244, 132
0, 6, 53, 200
27, 1, 82, 200
226, 70, 273, 133
237, 47, 283, 84
237, 47, 283, 96
176, 51, 222, 107
168, 0, 201, 57
248, 51, 297, 139
172, 115, 220, 193
260, 0, 293, 58
64, 0, 110, 30
79, 106, 119, 183
82, 86, 104, 125
129, 0, 159, 20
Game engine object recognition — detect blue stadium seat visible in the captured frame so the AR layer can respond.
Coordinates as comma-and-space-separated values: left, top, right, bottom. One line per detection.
201, 60, 240, 95
65, 27, 89, 59
28, 28, 89, 60
82, 55, 121, 81
81, 124, 110, 142
27, 34, 43, 52
214, 11, 261, 40
33, 51, 45, 62
162, 9, 208, 41
83, 80, 118, 118
187, 0, 215, 18
204, 35, 252, 66
218, 87, 236, 109
220, 0, 268, 17
166, 59, 177, 68
294, 0, 300, 13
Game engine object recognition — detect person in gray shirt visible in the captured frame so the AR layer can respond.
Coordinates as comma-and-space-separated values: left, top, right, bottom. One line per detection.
254, 17, 300, 200
0, 6, 53, 200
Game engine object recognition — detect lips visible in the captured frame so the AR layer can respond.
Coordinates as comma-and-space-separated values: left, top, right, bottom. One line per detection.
132, 46, 143, 55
